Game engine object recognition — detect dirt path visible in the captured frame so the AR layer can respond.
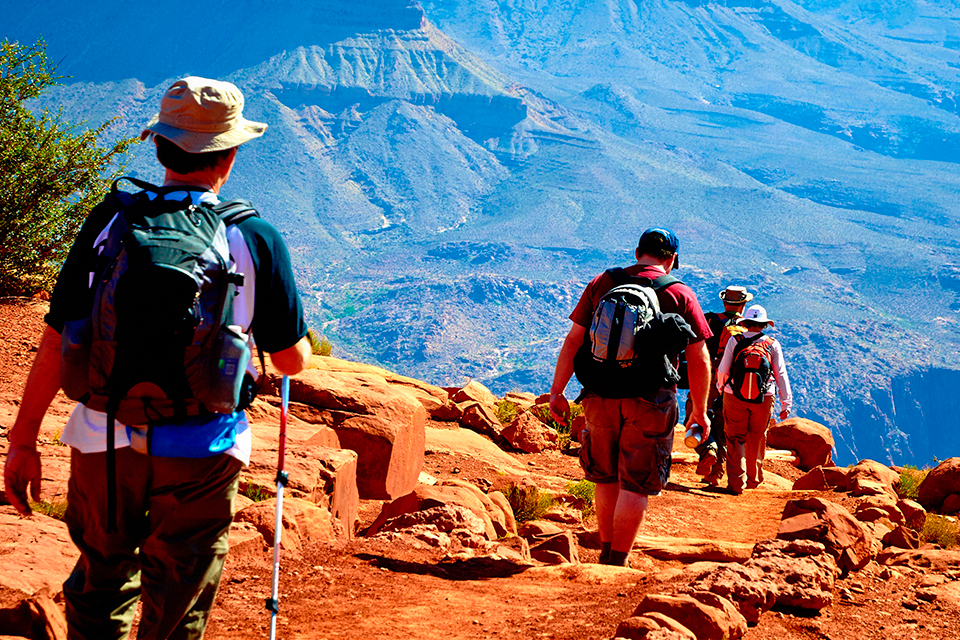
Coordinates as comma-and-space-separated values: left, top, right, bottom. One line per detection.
1, 298, 957, 640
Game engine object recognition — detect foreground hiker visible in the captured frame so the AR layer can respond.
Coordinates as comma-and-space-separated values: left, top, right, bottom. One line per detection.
716, 304, 792, 495
693, 285, 752, 486
4, 76, 311, 639
549, 228, 712, 566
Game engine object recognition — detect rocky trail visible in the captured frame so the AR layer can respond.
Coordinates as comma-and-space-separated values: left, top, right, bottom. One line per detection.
1, 298, 958, 640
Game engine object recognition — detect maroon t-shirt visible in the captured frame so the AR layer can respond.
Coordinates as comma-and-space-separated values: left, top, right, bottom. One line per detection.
570, 265, 713, 347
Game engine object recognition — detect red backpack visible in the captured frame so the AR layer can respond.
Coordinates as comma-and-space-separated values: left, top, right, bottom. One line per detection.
729, 334, 775, 403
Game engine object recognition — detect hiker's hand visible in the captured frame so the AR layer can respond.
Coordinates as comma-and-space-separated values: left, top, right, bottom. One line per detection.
686, 409, 711, 442
779, 409, 790, 421
549, 392, 570, 426
3, 445, 41, 516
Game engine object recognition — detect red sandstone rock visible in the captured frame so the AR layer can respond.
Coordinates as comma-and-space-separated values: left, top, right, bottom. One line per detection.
766, 418, 834, 470
848, 459, 900, 498
883, 524, 921, 550
500, 411, 559, 453
451, 380, 498, 407
778, 497, 874, 573
0, 587, 67, 640
234, 497, 339, 559
897, 498, 927, 531
529, 531, 580, 564
633, 593, 746, 640
615, 614, 696, 640
917, 458, 960, 512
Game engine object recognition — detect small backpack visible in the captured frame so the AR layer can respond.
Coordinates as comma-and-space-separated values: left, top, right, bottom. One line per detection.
729, 333, 775, 403
573, 269, 696, 398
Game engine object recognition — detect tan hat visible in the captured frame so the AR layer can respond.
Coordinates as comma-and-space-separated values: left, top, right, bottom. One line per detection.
719, 285, 753, 304
140, 76, 266, 153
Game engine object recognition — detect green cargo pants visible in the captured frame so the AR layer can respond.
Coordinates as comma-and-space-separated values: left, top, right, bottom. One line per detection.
63, 447, 242, 640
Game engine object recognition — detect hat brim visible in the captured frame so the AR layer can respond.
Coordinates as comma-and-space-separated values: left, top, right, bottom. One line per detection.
141, 115, 267, 153
738, 317, 774, 327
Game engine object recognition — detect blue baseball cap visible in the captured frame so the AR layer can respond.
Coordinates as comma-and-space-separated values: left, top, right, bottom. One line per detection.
638, 227, 680, 264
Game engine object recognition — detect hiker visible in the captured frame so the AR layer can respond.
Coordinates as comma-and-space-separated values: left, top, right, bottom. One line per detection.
716, 304, 792, 495
693, 285, 753, 486
549, 228, 713, 567
3, 77, 312, 640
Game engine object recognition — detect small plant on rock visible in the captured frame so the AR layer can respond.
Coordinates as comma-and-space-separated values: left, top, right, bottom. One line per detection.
895, 465, 928, 500
30, 498, 68, 521
921, 514, 958, 549
242, 483, 270, 502
529, 402, 583, 451
495, 399, 521, 425
566, 480, 595, 519
504, 484, 554, 523
307, 329, 332, 356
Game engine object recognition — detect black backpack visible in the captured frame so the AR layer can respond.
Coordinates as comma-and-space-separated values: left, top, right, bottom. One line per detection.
60, 177, 262, 529
573, 268, 696, 398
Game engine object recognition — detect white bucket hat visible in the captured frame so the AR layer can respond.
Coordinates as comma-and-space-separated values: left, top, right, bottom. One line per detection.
739, 304, 774, 327
141, 76, 266, 153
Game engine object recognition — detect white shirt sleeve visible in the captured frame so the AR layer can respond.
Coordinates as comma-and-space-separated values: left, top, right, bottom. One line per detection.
769, 339, 793, 413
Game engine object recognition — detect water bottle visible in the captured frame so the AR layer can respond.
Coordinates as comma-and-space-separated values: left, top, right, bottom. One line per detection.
684, 424, 704, 448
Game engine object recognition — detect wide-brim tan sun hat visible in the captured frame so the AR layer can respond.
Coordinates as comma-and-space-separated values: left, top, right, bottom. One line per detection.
719, 285, 753, 304
739, 304, 774, 327
140, 76, 266, 153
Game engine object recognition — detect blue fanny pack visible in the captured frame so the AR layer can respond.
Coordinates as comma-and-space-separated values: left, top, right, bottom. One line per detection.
126, 412, 240, 457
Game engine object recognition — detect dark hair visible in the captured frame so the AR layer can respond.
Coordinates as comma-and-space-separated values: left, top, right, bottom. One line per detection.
154, 135, 234, 174
741, 320, 767, 331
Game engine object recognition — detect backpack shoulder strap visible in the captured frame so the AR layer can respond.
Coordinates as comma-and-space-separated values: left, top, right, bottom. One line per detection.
650, 274, 683, 291
213, 199, 260, 226
732, 333, 763, 359
606, 267, 631, 286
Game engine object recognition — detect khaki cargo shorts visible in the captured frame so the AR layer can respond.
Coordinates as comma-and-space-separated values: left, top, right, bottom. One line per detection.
578, 388, 678, 495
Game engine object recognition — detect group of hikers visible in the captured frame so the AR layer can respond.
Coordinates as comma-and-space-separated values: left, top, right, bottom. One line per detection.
549, 228, 793, 567
2, 76, 792, 638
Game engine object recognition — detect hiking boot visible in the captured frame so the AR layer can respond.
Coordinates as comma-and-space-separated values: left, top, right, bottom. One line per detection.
704, 474, 722, 488
696, 449, 718, 477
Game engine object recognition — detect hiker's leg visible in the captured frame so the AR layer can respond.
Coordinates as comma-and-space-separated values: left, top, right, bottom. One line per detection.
722, 394, 749, 494
706, 395, 727, 483
578, 395, 623, 550
63, 448, 148, 640
137, 454, 242, 640
745, 397, 775, 488
613, 389, 676, 556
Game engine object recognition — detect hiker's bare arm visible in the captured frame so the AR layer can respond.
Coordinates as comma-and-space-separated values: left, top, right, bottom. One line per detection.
269, 336, 312, 376
684, 339, 712, 437
4, 326, 63, 516
549, 323, 586, 425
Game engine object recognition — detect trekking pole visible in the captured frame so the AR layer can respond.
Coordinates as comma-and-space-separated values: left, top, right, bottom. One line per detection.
266, 375, 290, 640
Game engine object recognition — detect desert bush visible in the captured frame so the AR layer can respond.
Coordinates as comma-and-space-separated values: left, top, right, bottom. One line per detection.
30, 498, 68, 521
307, 329, 332, 356
241, 483, 271, 502
921, 514, 958, 549
566, 479, 595, 519
895, 465, 928, 500
0, 38, 135, 296
504, 484, 554, 523
495, 399, 521, 425
529, 402, 583, 451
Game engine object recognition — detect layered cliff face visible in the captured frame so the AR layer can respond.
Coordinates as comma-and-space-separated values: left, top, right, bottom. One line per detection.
10, 0, 960, 466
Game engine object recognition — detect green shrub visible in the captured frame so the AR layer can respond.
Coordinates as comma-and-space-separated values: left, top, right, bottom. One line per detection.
495, 400, 521, 425
504, 484, 554, 523
307, 329, 332, 356
895, 465, 928, 500
566, 480, 595, 519
921, 515, 958, 549
30, 498, 68, 521
0, 39, 135, 296
242, 483, 271, 502
528, 402, 583, 451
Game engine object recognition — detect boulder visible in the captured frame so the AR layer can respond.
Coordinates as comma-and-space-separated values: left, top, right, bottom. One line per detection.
500, 411, 560, 453
234, 497, 339, 559
917, 458, 960, 512
942, 493, 960, 515
378, 504, 488, 543
518, 520, 565, 539
882, 525, 921, 550
854, 495, 903, 525
778, 498, 874, 573
689, 539, 837, 624
451, 380, 498, 407
766, 418, 834, 470
460, 401, 504, 439
487, 490, 518, 536
442, 479, 510, 537
632, 593, 746, 640
530, 531, 580, 564
503, 391, 537, 410
366, 484, 499, 540
635, 536, 754, 563
285, 369, 426, 500
792, 466, 848, 491
245, 445, 358, 539
847, 459, 899, 498
0, 588, 67, 640
877, 547, 960, 570
0, 507, 79, 596
430, 399, 463, 422
615, 614, 696, 640
309, 355, 448, 413
897, 498, 927, 531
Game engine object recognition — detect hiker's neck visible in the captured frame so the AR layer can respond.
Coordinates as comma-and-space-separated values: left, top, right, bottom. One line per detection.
162, 149, 237, 194
635, 254, 674, 273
